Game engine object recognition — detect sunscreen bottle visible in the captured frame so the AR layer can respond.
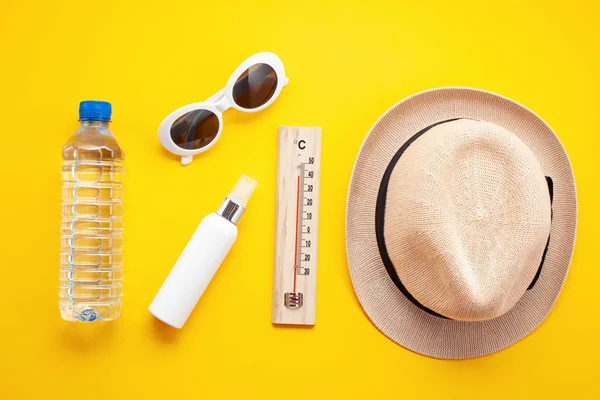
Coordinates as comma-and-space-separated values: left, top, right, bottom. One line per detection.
149, 174, 258, 328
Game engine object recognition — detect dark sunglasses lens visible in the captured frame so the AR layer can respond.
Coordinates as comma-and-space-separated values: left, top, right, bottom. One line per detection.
170, 109, 219, 150
232, 63, 278, 109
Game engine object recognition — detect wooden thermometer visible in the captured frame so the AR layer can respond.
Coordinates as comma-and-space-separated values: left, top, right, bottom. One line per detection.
272, 126, 322, 325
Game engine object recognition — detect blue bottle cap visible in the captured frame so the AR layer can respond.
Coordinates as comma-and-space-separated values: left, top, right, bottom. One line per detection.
79, 100, 112, 121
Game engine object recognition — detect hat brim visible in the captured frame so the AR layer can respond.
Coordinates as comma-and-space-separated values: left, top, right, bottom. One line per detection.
345, 87, 577, 359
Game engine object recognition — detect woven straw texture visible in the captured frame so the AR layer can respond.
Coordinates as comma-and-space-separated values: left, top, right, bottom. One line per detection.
346, 88, 577, 359
387, 119, 552, 321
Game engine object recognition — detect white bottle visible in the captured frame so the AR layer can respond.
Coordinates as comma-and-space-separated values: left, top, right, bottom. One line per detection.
149, 174, 258, 329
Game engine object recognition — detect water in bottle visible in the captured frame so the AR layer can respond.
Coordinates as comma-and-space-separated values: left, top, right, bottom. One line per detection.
60, 101, 124, 322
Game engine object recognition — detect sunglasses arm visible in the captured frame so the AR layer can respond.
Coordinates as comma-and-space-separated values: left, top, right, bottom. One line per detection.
181, 155, 193, 166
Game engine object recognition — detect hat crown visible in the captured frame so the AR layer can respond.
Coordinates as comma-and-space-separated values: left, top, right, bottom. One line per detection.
384, 119, 552, 321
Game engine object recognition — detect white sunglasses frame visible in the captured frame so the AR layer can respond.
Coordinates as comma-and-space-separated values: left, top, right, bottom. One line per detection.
158, 52, 289, 165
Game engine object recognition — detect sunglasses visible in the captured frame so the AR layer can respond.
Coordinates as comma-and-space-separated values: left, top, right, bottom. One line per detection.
158, 52, 289, 165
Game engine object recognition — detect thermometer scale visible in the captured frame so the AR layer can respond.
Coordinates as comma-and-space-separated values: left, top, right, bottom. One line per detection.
272, 126, 321, 325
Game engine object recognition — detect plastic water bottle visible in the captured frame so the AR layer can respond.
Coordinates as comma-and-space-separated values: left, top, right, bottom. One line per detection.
59, 101, 124, 322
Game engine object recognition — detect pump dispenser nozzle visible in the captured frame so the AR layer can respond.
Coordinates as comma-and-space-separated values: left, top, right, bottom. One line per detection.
229, 174, 258, 208
217, 174, 258, 225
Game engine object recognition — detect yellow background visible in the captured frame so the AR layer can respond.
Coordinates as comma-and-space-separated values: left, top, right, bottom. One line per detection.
0, 0, 598, 398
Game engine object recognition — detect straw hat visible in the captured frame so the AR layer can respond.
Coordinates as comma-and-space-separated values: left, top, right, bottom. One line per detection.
346, 87, 577, 359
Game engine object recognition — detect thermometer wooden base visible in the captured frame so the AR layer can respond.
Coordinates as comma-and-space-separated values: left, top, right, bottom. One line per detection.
272, 127, 321, 326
